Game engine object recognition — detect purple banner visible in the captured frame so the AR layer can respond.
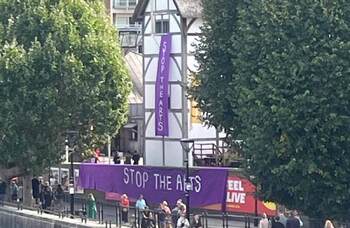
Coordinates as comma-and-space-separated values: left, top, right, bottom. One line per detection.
79, 164, 228, 208
155, 34, 171, 136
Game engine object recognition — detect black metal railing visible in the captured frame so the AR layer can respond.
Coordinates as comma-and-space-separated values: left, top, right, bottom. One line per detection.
2, 196, 348, 228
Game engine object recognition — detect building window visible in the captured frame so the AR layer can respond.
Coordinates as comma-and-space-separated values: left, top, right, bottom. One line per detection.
116, 16, 129, 27
114, 0, 127, 8
155, 20, 169, 34
129, 0, 137, 6
113, 0, 137, 8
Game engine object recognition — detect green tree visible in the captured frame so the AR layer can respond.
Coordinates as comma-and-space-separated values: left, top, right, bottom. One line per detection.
191, 0, 239, 133
0, 0, 131, 204
192, 0, 350, 220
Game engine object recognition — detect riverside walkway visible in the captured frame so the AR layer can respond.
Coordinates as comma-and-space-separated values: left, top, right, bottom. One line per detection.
0, 203, 122, 228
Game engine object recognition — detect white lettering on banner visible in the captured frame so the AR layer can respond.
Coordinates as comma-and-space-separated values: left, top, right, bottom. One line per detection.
123, 168, 203, 193
227, 180, 244, 191
156, 39, 169, 133
176, 174, 183, 191
227, 192, 246, 203
123, 168, 149, 188
226, 180, 246, 203
194, 176, 201, 192
154, 173, 172, 190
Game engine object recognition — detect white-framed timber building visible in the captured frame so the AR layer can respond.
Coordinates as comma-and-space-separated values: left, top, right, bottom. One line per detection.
133, 0, 226, 167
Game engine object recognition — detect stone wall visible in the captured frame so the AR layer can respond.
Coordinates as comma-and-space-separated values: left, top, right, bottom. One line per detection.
0, 207, 98, 228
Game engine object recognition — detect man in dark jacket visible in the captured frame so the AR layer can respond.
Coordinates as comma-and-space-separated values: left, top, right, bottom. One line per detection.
272, 216, 285, 228
132, 151, 140, 165
286, 211, 301, 228
0, 178, 6, 206
32, 177, 40, 204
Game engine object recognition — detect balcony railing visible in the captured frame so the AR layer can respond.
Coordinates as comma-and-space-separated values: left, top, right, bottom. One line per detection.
113, 0, 137, 9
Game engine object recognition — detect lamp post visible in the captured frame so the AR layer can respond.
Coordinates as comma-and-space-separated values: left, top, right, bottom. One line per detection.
180, 138, 194, 221
65, 130, 79, 217
250, 175, 259, 227
118, 27, 140, 53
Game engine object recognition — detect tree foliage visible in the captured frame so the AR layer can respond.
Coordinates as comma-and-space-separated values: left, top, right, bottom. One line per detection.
0, 0, 131, 175
192, 0, 350, 220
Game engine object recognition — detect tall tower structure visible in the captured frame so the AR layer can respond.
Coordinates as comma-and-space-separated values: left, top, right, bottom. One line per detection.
133, 0, 222, 167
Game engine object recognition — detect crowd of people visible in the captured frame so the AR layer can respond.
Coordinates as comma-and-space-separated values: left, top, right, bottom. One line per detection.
31, 177, 66, 212
113, 150, 141, 165
118, 193, 201, 228
0, 176, 337, 228
0, 178, 23, 204
259, 210, 335, 228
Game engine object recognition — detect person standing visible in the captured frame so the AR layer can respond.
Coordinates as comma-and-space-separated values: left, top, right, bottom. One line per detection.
286, 211, 301, 228
17, 184, 23, 202
113, 152, 121, 164
120, 194, 130, 223
41, 181, 53, 210
135, 194, 147, 210
259, 213, 270, 228
0, 178, 6, 206
191, 214, 203, 228
272, 216, 285, 228
10, 179, 19, 203
124, 152, 132, 164
278, 211, 287, 228
172, 199, 186, 226
87, 193, 97, 219
141, 206, 154, 228
324, 220, 335, 228
176, 213, 190, 228
54, 184, 65, 213
32, 177, 40, 204
161, 201, 172, 228
132, 151, 140, 165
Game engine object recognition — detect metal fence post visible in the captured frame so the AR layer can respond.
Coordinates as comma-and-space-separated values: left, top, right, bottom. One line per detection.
201, 212, 206, 228
205, 211, 208, 228
222, 212, 225, 228
97, 202, 101, 224
118, 203, 122, 228
115, 204, 118, 227
101, 202, 104, 222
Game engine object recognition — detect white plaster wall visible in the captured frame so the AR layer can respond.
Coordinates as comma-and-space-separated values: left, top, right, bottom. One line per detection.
155, 0, 168, 10
164, 141, 184, 166
145, 15, 152, 34
144, 58, 157, 82
146, 0, 155, 12
144, 84, 155, 109
168, 113, 182, 138
144, 36, 161, 55
189, 124, 217, 139
169, 0, 177, 10
145, 140, 163, 166
169, 57, 182, 82
170, 84, 182, 109
169, 15, 181, 33
145, 112, 155, 137
171, 34, 182, 53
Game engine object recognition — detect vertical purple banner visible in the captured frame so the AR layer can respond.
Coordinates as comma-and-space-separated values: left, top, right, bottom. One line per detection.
155, 34, 172, 136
